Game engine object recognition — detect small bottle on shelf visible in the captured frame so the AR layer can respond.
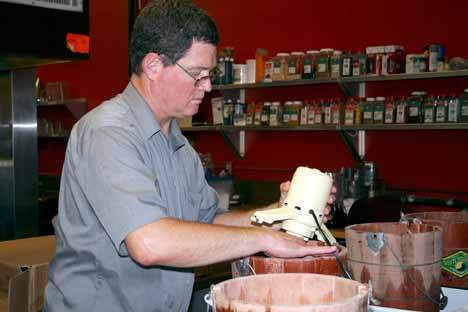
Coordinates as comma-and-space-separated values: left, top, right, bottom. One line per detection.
363, 97, 375, 124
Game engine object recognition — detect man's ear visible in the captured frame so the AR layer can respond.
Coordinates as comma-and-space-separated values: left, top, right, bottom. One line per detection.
141, 53, 164, 80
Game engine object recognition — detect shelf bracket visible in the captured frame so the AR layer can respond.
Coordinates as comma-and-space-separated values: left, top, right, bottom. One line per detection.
338, 129, 365, 164
64, 98, 87, 120
219, 129, 245, 159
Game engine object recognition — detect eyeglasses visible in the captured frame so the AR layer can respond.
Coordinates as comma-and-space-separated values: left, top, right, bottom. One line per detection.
174, 61, 212, 88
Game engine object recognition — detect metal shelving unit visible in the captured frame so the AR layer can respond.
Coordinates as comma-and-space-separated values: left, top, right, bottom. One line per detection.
212, 70, 468, 90
206, 70, 468, 160
182, 123, 468, 132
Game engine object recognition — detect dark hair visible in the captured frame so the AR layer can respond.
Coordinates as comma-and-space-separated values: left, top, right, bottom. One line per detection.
130, 0, 219, 74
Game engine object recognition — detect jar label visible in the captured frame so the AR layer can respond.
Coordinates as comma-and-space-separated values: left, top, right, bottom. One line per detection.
424, 108, 434, 122
436, 107, 446, 122
396, 105, 406, 123
304, 65, 312, 74
374, 111, 383, 121
409, 106, 419, 116
314, 114, 322, 124
318, 63, 327, 73
462, 105, 468, 116
448, 102, 459, 121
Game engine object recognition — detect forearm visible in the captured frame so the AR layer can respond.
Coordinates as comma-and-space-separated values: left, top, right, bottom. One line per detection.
213, 202, 279, 227
125, 217, 270, 268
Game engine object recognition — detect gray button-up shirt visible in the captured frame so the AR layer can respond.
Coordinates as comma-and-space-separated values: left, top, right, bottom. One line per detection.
44, 83, 226, 312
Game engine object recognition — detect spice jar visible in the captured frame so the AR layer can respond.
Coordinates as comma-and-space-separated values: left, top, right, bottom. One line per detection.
423, 95, 436, 123
395, 97, 408, 124
290, 101, 302, 126
407, 91, 427, 123
223, 99, 234, 125
363, 97, 375, 124
460, 89, 468, 123
283, 101, 292, 125
269, 101, 281, 127
384, 45, 405, 75
352, 52, 366, 77
447, 94, 460, 123
373, 96, 385, 124
330, 51, 342, 78
366, 46, 385, 76
302, 50, 319, 79
300, 100, 310, 126
344, 97, 357, 125
307, 100, 317, 125
261, 102, 271, 126
314, 100, 324, 124
288, 52, 304, 80
331, 98, 342, 124
254, 102, 263, 125
263, 58, 274, 82
245, 101, 256, 125
233, 99, 246, 126
384, 97, 395, 124
272, 53, 289, 81
341, 52, 353, 77
316, 49, 334, 78
435, 95, 448, 123
355, 97, 365, 125
323, 99, 332, 124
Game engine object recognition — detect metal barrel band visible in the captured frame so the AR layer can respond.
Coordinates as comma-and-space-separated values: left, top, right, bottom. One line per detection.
347, 258, 442, 268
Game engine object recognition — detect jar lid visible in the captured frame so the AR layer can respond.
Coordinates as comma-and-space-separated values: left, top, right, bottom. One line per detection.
376, 96, 386, 101
306, 50, 320, 54
263, 101, 271, 106
320, 48, 334, 52
293, 100, 303, 105
464, 89, 468, 93
291, 51, 305, 56
333, 50, 343, 55
276, 52, 290, 56
285, 101, 293, 105
272, 101, 281, 105
366, 97, 376, 101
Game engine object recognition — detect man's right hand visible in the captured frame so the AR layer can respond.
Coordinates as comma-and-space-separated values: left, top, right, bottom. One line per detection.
261, 228, 337, 258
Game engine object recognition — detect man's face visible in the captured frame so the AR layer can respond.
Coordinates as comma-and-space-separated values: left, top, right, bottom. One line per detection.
152, 41, 217, 119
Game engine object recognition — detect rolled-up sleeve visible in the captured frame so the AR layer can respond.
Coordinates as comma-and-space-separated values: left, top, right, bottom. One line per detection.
77, 126, 167, 256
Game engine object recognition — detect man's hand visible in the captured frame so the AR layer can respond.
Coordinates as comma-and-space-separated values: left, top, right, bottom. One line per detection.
279, 181, 336, 223
263, 229, 337, 258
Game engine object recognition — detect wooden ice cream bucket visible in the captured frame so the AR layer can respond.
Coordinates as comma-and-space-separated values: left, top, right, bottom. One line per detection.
208, 273, 368, 312
231, 246, 347, 278
346, 222, 443, 311
405, 211, 468, 289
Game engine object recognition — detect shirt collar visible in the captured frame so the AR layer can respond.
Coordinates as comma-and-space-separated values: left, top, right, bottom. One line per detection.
123, 82, 186, 151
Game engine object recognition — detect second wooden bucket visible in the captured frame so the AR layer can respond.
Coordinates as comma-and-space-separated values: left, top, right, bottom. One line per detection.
405, 211, 468, 289
345, 222, 443, 312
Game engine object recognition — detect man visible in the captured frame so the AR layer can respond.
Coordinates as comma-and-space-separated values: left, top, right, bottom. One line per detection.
44, 1, 336, 311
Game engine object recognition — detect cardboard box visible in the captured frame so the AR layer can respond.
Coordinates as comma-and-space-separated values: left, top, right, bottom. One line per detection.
0, 236, 55, 312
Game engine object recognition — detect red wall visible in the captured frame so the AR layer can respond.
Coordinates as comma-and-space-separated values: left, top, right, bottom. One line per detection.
37, 0, 129, 175
191, 0, 468, 198
38, 0, 468, 200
